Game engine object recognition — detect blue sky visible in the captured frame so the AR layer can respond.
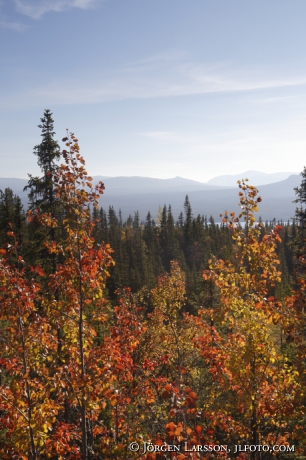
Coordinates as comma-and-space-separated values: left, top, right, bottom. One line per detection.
1, 0, 306, 181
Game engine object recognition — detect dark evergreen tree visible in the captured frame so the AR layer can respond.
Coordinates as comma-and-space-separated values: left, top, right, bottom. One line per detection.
0, 188, 27, 251
184, 194, 193, 244
25, 109, 61, 215
24, 109, 62, 270
99, 207, 108, 241
118, 209, 123, 228
143, 211, 163, 283
159, 205, 180, 271
177, 211, 184, 228
294, 166, 306, 275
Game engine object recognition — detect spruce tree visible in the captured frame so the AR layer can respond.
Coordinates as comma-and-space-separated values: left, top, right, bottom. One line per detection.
0, 188, 27, 251
294, 166, 306, 273
26, 109, 61, 212
24, 109, 62, 269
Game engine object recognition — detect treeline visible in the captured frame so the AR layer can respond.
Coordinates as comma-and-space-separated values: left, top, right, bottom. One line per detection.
1, 110, 306, 459
92, 202, 297, 309
0, 183, 297, 310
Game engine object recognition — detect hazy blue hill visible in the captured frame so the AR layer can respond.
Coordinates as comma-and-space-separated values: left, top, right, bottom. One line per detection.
0, 178, 28, 197
95, 174, 301, 221
94, 175, 232, 196
206, 170, 298, 186
257, 174, 301, 197
0, 175, 233, 207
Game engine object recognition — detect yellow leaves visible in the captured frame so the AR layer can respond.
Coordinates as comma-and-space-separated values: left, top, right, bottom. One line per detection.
197, 186, 296, 433
151, 261, 186, 316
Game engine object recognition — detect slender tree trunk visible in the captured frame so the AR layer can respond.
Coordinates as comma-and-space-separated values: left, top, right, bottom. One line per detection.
250, 355, 258, 460
78, 222, 88, 459
19, 315, 37, 460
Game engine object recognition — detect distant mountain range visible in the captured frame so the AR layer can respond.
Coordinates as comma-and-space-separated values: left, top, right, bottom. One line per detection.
206, 170, 298, 186
97, 174, 301, 222
92, 175, 232, 195
0, 171, 302, 222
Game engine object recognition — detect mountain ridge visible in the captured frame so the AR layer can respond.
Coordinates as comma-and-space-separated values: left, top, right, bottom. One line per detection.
0, 172, 301, 221
206, 170, 299, 186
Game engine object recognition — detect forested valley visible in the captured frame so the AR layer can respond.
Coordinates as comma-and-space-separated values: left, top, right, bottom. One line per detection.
1, 110, 306, 459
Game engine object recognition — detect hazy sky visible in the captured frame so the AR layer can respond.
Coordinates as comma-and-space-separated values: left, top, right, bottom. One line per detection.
1, 0, 306, 181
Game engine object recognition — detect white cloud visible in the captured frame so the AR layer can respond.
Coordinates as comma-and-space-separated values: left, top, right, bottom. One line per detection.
141, 131, 186, 143
0, 1, 27, 30
136, 116, 306, 181
0, 18, 27, 30
139, 50, 188, 65
13, 0, 100, 19
2, 54, 306, 108
248, 95, 299, 105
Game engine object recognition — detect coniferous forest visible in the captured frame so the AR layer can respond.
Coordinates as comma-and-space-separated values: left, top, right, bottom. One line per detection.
1, 110, 306, 459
